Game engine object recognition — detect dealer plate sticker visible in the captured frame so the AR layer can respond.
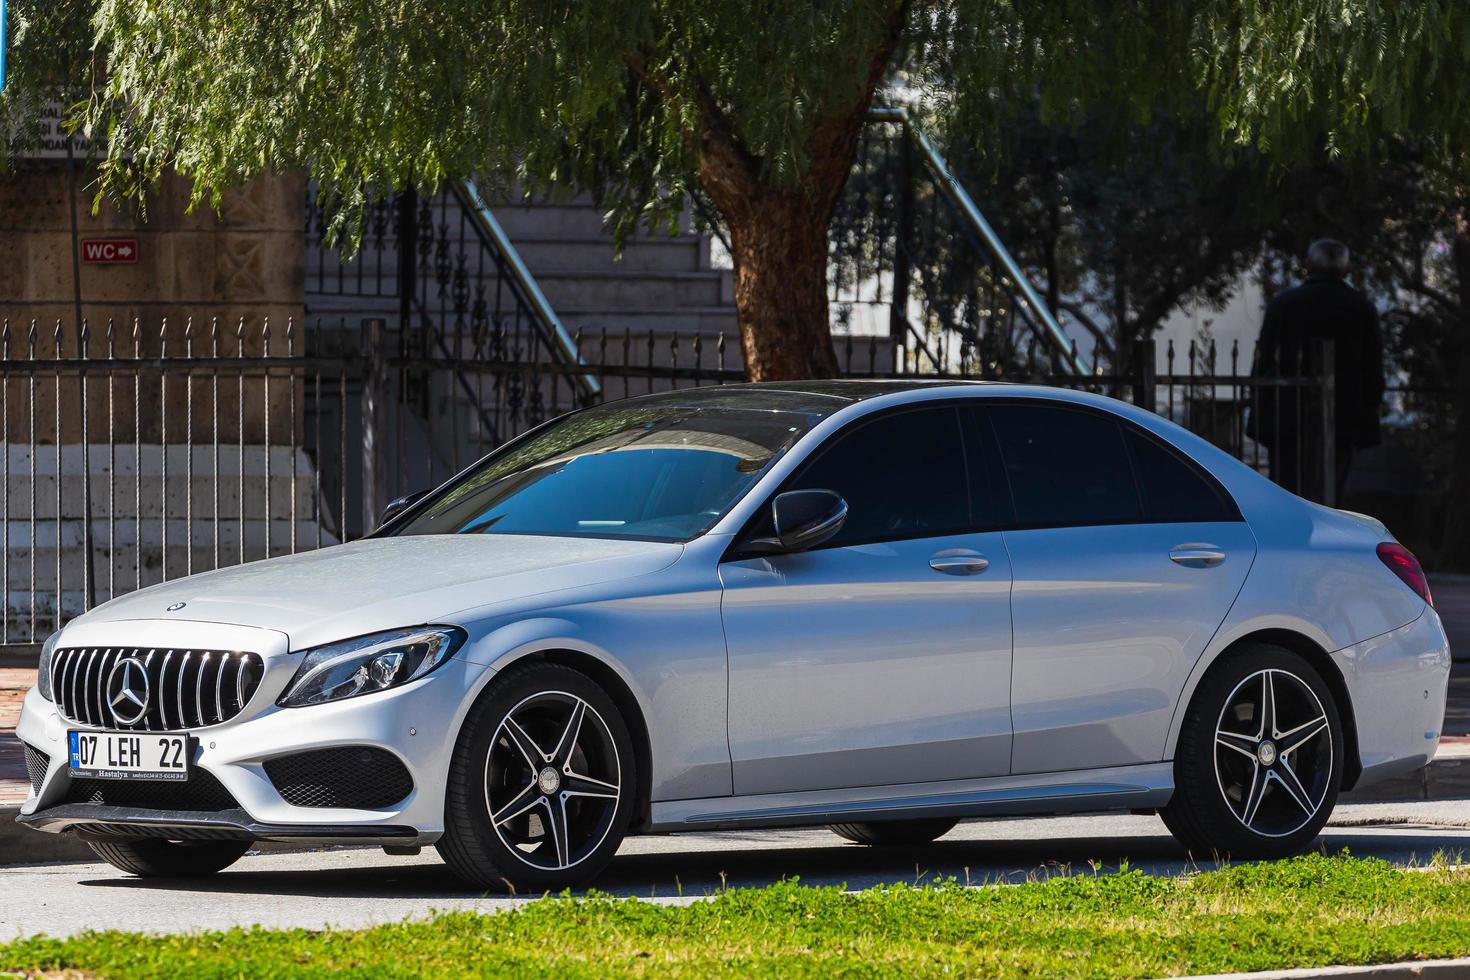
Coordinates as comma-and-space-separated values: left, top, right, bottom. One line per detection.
68, 731, 192, 781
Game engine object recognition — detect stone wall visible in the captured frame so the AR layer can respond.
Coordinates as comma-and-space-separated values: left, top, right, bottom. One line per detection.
0, 164, 306, 443
0, 162, 304, 330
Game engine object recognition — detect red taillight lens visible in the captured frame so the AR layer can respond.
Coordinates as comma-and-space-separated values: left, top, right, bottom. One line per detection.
1377, 542, 1433, 606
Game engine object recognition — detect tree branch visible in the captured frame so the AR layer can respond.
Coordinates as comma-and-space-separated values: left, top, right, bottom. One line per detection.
801, 0, 912, 216
623, 51, 760, 224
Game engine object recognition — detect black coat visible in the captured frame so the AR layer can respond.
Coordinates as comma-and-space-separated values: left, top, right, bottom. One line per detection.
1251, 274, 1384, 450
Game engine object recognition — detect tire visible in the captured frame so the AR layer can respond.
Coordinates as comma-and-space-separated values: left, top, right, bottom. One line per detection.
830, 817, 959, 846
84, 837, 251, 877
1162, 644, 1344, 860
437, 662, 637, 892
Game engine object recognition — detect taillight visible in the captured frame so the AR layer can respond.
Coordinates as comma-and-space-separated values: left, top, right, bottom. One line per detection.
1377, 542, 1433, 606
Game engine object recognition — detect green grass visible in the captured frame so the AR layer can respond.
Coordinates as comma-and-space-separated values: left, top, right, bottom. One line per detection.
4, 854, 1470, 978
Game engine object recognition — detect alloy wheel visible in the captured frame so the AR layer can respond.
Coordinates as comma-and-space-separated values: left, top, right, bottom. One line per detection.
483, 690, 622, 871
1213, 668, 1334, 838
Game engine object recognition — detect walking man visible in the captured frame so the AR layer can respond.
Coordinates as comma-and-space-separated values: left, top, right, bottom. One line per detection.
1251, 239, 1384, 502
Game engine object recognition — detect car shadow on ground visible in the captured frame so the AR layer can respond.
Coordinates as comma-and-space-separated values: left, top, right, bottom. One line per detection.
70, 828, 1442, 902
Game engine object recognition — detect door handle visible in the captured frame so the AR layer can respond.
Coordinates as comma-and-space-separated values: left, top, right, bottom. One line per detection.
1170, 544, 1226, 568
929, 552, 990, 575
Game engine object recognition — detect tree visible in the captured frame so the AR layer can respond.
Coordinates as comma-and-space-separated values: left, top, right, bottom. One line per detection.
0, 1, 95, 163
5, 2, 1469, 390
3, 1, 1218, 382
959, 103, 1265, 374
1183, 1, 1470, 560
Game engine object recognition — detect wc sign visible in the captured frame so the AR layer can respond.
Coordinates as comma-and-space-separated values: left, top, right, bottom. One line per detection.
80, 238, 139, 264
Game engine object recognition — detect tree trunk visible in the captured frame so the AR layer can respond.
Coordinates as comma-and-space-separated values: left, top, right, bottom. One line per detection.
727, 192, 839, 381
634, 1, 909, 382
1440, 201, 1470, 567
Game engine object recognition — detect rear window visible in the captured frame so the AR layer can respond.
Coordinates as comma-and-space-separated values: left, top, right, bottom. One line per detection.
1125, 428, 1239, 523
988, 404, 1143, 528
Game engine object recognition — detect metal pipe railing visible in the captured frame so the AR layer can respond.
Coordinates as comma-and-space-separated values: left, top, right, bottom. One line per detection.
867, 107, 1086, 376
456, 180, 602, 399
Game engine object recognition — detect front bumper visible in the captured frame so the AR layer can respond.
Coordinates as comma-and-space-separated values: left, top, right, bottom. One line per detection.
17, 635, 496, 845
18, 805, 419, 844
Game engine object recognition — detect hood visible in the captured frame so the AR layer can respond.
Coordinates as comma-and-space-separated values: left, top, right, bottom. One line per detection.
72, 535, 682, 647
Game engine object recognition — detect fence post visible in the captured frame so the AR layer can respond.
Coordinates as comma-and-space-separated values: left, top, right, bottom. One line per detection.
888, 131, 915, 357
1132, 339, 1157, 412
1316, 338, 1337, 507
396, 187, 417, 335
361, 318, 385, 533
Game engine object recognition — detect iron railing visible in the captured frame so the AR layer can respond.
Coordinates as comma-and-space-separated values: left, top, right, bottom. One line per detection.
306, 180, 600, 472
825, 108, 1084, 377
1, 313, 1336, 652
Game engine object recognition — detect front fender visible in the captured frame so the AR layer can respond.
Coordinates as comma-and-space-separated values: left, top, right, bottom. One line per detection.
456, 600, 731, 802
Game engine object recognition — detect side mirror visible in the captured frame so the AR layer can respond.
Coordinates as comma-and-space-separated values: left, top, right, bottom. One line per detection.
747, 489, 848, 555
378, 490, 429, 529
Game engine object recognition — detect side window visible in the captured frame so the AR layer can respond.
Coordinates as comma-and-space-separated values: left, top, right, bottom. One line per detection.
1125, 427, 1239, 523
790, 406, 971, 546
988, 404, 1143, 528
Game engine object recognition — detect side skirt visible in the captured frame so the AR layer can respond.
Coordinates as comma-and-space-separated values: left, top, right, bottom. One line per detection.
648, 763, 1174, 832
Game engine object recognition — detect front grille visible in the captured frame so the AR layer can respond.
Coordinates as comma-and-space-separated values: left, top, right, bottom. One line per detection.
23, 742, 49, 795
264, 747, 414, 809
63, 767, 240, 812
50, 647, 264, 731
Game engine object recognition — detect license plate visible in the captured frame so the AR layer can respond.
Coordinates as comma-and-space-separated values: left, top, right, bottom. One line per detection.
68, 731, 192, 781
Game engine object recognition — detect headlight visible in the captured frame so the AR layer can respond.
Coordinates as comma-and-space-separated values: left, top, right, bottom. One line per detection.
37, 632, 61, 701
278, 626, 465, 708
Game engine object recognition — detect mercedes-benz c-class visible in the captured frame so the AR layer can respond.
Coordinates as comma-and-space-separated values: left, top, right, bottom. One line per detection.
17, 381, 1449, 890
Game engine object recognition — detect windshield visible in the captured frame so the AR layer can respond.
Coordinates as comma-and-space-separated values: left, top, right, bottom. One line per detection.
393, 402, 813, 542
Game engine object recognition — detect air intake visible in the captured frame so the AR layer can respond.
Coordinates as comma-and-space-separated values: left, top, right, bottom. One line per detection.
23, 743, 49, 795
264, 747, 414, 809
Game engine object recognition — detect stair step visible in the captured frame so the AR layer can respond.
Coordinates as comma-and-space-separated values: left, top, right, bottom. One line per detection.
511, 236, 709, 273
3, 446, 327, 530
493, 202, 696, 239
556, 308, 740, 335
530, 270, 732, 310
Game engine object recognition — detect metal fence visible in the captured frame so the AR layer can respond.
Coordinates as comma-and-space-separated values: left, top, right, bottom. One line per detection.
0, 314, 1335, 650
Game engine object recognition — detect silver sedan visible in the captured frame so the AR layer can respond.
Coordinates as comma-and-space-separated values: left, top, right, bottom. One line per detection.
17, 381, 1450, 890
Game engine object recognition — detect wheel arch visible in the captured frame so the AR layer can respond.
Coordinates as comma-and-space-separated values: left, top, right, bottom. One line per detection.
1176, 628, 1363, 790
493, 647, 656, 831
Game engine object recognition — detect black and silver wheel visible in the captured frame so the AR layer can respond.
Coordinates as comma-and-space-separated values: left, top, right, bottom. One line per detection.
83, 837, 251, 877
830, 817, 959, 846
1162, 645, 1343, 859
438, 662, 635, 891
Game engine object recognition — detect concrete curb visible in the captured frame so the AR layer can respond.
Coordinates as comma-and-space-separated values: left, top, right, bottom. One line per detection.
0, 806, 96, 864
1342, 753, 1470, 804
1175, 957, 1470, 979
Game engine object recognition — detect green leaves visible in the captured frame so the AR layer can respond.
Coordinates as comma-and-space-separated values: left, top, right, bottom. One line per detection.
60, 0, 911, 247
6, 0, 1466, 257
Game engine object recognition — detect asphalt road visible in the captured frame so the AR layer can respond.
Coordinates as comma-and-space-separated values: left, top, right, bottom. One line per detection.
3, 803, 1469, 940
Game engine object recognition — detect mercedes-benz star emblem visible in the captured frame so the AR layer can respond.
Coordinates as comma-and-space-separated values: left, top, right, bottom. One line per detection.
166, 601, 187, 612
107, 658, 151, 726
